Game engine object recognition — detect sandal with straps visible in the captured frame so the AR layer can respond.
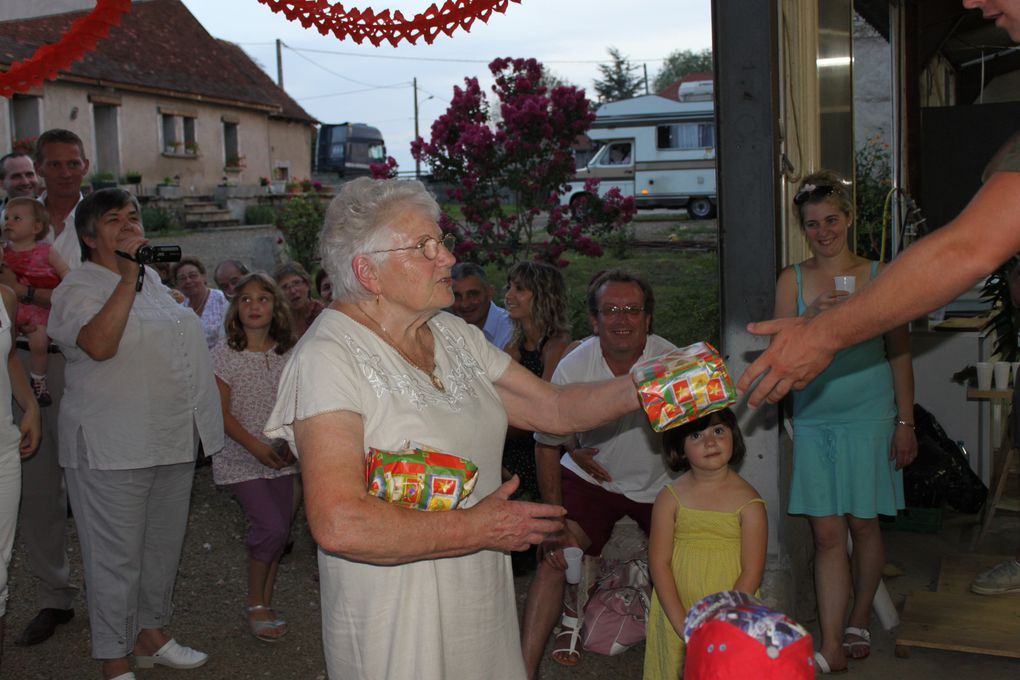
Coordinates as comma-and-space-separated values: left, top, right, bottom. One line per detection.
842, 626, 871, 659
246, 605, 287, 643
551, 612, 582, 667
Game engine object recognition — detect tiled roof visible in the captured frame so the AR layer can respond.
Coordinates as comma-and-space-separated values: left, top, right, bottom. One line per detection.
0, 0, 316, 123
657, 71, 715, 101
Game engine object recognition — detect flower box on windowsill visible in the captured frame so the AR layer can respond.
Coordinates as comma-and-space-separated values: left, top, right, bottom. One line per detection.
162, 151, 198, 159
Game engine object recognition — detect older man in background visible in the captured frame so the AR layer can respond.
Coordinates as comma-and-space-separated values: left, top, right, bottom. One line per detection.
0, 152, 39, 212
450, 262, 513, 350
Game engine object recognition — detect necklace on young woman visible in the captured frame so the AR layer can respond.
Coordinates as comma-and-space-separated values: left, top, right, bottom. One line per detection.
353, 304, 445, 391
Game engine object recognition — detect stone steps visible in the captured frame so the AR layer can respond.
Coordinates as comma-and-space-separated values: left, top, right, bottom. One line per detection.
182, 199, 239, 228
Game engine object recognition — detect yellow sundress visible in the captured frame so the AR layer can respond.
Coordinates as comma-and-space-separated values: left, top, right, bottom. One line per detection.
642, 486, 765, 680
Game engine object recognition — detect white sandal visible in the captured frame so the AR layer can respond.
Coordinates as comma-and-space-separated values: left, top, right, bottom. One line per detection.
551, 613, 581, 667
842, 626, 871, 658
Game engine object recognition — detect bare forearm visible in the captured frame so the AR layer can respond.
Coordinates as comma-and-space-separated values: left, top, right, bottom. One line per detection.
885, 326, 915, 420
311, 491, 485, 564
76, 280, 136, 359
535, 442, 564, 504
544, 376, 638, 435
650, 561, 686, 635
224, 411, 267, 457
812, 176, 1020, 351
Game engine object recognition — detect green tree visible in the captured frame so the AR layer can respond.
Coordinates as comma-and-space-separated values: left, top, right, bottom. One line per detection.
653, 48, 713, 92
593, 47, 643, 103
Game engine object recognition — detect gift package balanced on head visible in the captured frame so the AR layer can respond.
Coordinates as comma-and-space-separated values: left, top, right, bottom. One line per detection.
630, 342, 737, 432
364, 445, 479, 511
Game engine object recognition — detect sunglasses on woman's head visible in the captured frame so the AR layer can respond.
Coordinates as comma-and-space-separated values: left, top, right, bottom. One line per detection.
793, 183, 837, 206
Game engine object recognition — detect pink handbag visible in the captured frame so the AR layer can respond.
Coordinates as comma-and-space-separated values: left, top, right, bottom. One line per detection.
580, 557, 651, 655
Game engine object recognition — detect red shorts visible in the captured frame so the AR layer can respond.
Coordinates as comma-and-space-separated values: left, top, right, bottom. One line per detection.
561, 466, 653, 556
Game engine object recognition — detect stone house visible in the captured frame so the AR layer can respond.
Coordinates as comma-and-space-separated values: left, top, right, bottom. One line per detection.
0, 0, 316, 195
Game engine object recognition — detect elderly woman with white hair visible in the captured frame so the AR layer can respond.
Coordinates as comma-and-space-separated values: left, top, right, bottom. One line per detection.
264, 177, 644, 680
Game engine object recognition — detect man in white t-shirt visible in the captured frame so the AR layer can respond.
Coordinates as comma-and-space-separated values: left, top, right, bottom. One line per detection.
4, 128, 88, 646
520, 270, 674, 678
450, 262, 513, 350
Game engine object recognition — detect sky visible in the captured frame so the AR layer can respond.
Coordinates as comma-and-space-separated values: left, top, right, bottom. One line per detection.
180, 0, 713, 172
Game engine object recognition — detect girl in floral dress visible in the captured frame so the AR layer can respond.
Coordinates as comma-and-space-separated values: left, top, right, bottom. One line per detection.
210, 273, 297, 642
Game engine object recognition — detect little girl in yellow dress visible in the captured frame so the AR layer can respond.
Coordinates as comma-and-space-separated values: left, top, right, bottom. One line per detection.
643, 408, 768, 680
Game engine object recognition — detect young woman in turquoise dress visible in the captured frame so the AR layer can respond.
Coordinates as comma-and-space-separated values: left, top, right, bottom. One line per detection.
773, 170, 917, 673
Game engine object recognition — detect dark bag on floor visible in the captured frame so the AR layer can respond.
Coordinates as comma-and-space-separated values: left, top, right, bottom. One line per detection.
908, 404, 988, 514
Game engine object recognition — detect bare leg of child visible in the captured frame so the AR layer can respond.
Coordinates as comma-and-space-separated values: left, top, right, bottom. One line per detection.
27, 325, 52, 406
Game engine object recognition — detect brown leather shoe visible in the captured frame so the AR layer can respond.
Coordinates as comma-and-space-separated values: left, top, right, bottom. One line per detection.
15, 608, 74, 646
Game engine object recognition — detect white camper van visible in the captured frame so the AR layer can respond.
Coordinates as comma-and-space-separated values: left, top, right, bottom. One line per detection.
561, 92, 717, 219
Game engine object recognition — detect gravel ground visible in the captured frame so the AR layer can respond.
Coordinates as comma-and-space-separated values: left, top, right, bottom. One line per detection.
1, 463, 646, 680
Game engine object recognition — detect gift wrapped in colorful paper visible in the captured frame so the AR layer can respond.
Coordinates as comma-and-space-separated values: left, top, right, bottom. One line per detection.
364, 445, 479, 511
630, 342, 737, 432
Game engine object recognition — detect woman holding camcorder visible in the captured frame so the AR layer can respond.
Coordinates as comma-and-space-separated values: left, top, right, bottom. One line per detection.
48, 188, 223, 680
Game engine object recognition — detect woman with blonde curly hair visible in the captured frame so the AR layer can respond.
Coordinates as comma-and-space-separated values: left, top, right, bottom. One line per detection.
502, 261, 573, 504
211, 272, 298, 642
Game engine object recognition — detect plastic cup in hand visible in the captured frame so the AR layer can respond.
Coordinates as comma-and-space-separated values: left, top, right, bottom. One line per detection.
976, 362, 993, 391
563, 547, 583, 584
994, 362, 1011, 390
834, 275, 856, 293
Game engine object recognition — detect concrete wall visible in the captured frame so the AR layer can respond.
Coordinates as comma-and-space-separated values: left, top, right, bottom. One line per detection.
148, 224, 289, 282
267, 119, 314, 182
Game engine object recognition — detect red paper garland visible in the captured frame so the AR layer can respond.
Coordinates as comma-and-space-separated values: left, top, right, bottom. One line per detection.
0, 0, 131, 98
256, 0, 523, 46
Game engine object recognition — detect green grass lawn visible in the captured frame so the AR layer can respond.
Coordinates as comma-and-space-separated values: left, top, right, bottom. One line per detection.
486, 248, 720, 349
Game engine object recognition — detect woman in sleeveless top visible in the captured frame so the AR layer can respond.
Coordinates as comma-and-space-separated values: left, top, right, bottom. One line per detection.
502, 261, 573, 503
773, 171, 917, 673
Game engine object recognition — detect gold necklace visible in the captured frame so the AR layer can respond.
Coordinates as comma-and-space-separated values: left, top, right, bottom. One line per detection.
354, 305, 445, 391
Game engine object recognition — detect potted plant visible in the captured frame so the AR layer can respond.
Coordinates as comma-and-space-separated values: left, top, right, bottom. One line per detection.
90, 171, 117, 190
225, 154, 246, 169
123, 170, 142, 185
185, 141, 200, 156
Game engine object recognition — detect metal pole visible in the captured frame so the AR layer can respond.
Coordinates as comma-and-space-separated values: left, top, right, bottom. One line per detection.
276, 39, 284, 88
643, 63, 649, 94
414, 77, 421, 180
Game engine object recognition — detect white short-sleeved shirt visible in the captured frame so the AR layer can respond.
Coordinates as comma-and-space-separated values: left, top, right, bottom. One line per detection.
535, 334, 676, 504
38, 191, 85, 270
265, 309, 526, 680
48, 263, 224, 470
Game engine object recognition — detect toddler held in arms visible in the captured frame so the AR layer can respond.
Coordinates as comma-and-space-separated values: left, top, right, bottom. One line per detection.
2, 197, 70, 405
643, 408, 768, 680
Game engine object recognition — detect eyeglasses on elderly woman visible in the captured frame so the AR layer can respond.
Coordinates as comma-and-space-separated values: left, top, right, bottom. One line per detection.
369, 233, 457, 261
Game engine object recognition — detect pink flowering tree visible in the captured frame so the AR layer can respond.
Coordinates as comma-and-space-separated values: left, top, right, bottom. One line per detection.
410, 57, 635, 266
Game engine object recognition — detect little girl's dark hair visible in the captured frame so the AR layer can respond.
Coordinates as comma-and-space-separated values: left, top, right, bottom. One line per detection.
662, 407, 746, 472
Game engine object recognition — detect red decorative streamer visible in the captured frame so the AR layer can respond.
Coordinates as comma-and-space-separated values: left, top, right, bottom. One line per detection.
0, 0, 132, 98
256, 0, 523, 47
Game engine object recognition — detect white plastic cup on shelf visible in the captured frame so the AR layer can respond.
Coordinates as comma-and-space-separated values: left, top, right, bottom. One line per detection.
994, 362, 1011, 390
563, 547, 583, 585
976, 362, 993, 391
834, 275, 856, 294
